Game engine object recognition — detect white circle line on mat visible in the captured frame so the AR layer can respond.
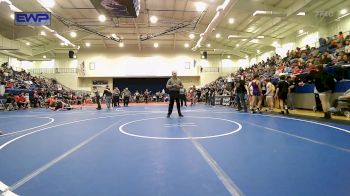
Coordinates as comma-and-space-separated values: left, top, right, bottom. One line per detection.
0, 116, 55, 137
119, 116, 242, 140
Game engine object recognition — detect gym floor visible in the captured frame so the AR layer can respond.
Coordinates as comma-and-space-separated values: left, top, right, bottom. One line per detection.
0, 104, 349, 196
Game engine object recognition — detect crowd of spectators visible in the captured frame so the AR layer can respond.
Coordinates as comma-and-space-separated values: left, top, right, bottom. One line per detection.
0, 62, 83, 111
199, 31, 350, 117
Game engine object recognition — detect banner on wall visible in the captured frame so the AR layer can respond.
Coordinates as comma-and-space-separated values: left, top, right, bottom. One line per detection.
222, 97, 231, 106
214, 97, 222, 105
80, 61, 85, 76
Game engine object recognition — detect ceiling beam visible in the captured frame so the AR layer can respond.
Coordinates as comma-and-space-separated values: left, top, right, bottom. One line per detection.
239, 0, 315, 48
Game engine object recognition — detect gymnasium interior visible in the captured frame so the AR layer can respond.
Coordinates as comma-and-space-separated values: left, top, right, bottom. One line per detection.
0, 0, 350, 195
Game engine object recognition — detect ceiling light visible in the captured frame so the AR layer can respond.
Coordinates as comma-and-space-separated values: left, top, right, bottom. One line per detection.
195, 2, 207, 12
257, 50, 260, 53
38, 0, 55, 8
184, 43, 190, 48
26, 42, 30, 46
299, 29, 304, 34
253, 10, 269, 16
154, 42, 159, 48
119, 42, 124, 47
242, 39, 247, 41
227, 55, 231, 59
257, 36, 264, 39
40, 31, 46, 36
236, 44, 239, 47
228, 18, 235, 24
111, 33, 117, 38
60, 42, 64, 46
10, 13, 14, 19
245, 55, 249, 58
70, 31, 77, 38
73, 55, 77, 59
189, 33, 195, 39
98, 14, 106, 22
43, 55, 47, 59
272, 41, 280, 47
85, 42, 91, 47
297, 12, 306, 16
201, 55, 205, 59
206, 43, 211, 47
340, 9, 347, 15
216, 33, 221, 38
150, 16, 158, 24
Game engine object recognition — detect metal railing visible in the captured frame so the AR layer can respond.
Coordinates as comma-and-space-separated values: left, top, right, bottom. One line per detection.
200, 67, 220, 73
27, 68, 79, 74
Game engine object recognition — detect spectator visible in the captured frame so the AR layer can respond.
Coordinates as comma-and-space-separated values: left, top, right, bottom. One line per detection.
15, 92, 27, 109
287, 76, 296, 110
314, 65, 336, 118
265, 78, 275, 112
235, 75, 248, 112
275, 75, 289, 115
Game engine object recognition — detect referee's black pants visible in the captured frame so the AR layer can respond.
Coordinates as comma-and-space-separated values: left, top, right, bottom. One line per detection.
168, 91, 182, 115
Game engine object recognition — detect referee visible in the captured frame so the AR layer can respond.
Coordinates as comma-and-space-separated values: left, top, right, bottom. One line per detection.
166, 71, 184, 118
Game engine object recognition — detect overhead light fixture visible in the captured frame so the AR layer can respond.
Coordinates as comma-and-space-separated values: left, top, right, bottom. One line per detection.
98, 14, 106, 22
85, 42, 91, 47
26, 42, 30, 46
206, 43, 211, 47
228, 35, 250, 39
228, 18, 235, 24
253, 10, 269, 16
297, 32, 308, 37
201, 55, 205, 59
340, 9, 347, 15
70, 31, 77, 38
257, 50, 260, 54
73, 55, 77, 59
216, 33, 221, 38
43, 55, 47, 59
184, 43, 190, 48
242, 39, 247, 41
10, 13, 14, 19
40, 31, 46, 36
150, 16, 158, 24
299, 29, 304, 34
38, 0, 55, 8
60, 42, 65, 46
189, 33, 195, 39
154, 42, 159, 48
272, 41, 280, 47
236, 44, 239, 47
195, 2, 207, 12
245, 55, 249, 58
227, 55, 231, 59
297, 12, 306, 16
119, 42, 124, 47
257, 36, 264, 39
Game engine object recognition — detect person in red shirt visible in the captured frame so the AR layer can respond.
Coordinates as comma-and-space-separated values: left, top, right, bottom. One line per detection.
15, 92, 27, 109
